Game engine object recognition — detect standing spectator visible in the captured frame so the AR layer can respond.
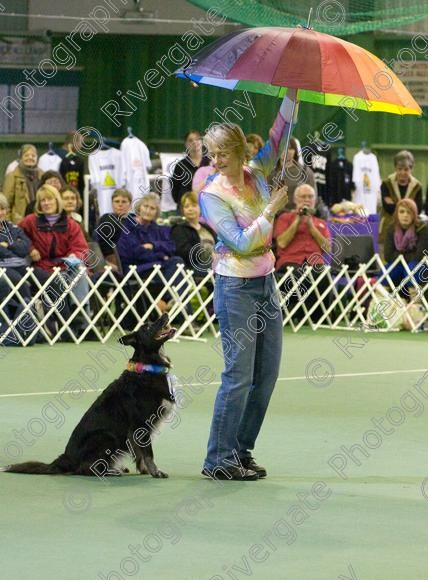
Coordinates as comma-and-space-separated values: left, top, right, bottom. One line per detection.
56, 131, 85, 196
170, 191, 216, 277
171, 131, 209, 209
384, 198, 428, 294
269, 138, 318, 213
2, 144, 42, 223
274, 184, 331, 321
55, 131, 84, 159
192, 161, 216, 194
0, 194, 32, 303
380, 150, 423, 243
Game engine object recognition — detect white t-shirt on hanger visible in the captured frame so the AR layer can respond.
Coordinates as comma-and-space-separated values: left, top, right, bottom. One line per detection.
89, 148, 124, 216
120, 136, 152, 200
38, 152, 62, 173
352, 150, 381, 215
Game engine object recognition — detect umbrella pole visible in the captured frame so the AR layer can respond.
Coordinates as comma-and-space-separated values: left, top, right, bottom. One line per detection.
279, 88, 299, 182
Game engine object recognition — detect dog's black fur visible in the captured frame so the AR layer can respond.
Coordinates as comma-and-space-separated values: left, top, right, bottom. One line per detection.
4, 314, 176, 478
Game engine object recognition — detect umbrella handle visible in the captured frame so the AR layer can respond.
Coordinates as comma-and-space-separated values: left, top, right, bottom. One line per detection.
279, 88, 299, 182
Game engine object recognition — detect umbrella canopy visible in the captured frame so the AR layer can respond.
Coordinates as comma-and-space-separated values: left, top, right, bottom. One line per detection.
177, 27, 421, 116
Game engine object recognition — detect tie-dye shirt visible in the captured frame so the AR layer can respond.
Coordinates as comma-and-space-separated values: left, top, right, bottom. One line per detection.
199, 107, 289, 278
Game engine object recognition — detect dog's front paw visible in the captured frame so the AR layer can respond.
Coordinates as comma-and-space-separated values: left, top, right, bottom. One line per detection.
152, 470, 169, 478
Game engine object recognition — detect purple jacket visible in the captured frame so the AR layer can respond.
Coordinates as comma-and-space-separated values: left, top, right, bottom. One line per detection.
117, 221, 176, 273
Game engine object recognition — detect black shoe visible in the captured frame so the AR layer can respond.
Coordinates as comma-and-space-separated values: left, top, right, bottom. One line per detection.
201, 466, 258, 481
240, 457, 267, 478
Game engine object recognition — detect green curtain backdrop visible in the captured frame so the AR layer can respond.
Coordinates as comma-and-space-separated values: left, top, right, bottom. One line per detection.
188, 0, 428, 36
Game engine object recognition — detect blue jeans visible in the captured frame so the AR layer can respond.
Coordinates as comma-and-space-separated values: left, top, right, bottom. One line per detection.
204, 273, 283, 471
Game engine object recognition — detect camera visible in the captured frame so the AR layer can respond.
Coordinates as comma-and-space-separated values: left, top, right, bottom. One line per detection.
298, 207, 310, 216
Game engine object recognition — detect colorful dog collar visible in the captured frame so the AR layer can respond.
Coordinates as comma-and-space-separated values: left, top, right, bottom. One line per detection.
127, 361, 170, 375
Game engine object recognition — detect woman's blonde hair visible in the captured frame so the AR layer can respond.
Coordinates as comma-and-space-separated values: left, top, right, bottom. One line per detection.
203, 122, 247, 164
35, 184, 63, 215
134, 192, 161, 219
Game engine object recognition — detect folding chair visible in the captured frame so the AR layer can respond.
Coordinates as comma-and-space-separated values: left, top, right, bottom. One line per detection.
331, 235, 378, 276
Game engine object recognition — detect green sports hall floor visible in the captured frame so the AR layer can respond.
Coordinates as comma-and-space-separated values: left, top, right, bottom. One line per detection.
0, 328, 427, 580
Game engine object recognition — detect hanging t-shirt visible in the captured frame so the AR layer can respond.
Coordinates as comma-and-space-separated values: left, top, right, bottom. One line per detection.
59, 154, 85, 194
5, 160, 18, 175
352, 150, 381, 215
159, 153, 184, 214
303, 143, 331, 205
38, 152, 62, 173
120, 136, 152, 200
329, 158, 354, 205
89, 148, 124, 216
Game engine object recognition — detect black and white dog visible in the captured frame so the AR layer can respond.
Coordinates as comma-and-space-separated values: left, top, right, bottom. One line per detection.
4, 314, 176, 479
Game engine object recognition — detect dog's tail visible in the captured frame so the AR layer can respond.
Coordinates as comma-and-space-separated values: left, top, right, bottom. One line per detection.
2, 453, 73, 475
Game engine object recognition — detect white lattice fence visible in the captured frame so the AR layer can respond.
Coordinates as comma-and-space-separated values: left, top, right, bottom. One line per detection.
1, 254, 427, 346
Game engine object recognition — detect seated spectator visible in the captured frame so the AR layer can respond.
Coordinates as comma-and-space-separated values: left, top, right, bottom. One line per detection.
60, 185, 88, 239
384, 198, 428, 297
245, 133, 264, 158
170, 191, 216, 277
274, 184, 331, 321
25, 170, 66, 216
40, 170, 65, 192
0, 193, 32, 303
117, 193, 187, 312
3, 144, 43, 223
380, 150, 423, 243
93, 188, 136, 268
19, 184, 90, 337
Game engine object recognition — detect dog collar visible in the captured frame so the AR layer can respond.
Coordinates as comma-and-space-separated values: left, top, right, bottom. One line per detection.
127, 362, 170, 375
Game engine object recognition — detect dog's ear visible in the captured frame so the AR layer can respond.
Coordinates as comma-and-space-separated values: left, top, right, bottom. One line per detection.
118, 332, 137, 346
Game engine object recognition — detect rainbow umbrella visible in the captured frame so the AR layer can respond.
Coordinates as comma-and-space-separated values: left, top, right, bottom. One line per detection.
176, 25, 421, 174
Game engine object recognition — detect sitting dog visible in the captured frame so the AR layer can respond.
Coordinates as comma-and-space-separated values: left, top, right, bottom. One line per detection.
3, 314, 176, 478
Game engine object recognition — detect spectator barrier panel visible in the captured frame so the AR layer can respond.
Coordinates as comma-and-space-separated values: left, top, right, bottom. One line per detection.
0, 255, 427, 346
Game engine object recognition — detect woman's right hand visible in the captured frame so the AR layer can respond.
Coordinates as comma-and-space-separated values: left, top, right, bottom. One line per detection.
269, 184, 289, 214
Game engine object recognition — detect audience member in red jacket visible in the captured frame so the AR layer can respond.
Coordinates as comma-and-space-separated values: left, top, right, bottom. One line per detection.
273, 184, 331, 322
20, 184, 90, 336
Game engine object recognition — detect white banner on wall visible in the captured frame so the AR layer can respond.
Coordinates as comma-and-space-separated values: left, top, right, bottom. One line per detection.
395, 61, 428, 106
0, 37, 51, 66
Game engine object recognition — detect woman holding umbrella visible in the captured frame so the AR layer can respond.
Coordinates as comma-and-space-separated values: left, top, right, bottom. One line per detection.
199, 100, 289, 481
178, 23, 421, 482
